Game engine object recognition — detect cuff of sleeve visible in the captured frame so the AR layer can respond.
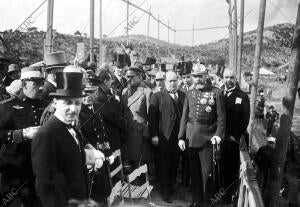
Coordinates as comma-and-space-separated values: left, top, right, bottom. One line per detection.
12, 129, 23, 143
93, 150, 103, 160
178, 137, 186, 141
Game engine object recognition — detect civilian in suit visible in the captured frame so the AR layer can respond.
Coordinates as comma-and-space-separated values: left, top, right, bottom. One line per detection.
221, 68, 250, 204
121, 67, 153, 172
149, 71, 185, 203
32, 66, 105, 207
0, 66, 46, 207
111, 53, 128, 98
178, 64, 226, 207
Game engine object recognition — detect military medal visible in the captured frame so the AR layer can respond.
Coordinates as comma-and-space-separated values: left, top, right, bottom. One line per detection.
200, 98, 207, 105
208, 98, 215, 105
205, 106, 212, 113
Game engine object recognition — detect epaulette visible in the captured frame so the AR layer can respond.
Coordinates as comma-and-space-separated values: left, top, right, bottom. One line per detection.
0, 96, 16, 104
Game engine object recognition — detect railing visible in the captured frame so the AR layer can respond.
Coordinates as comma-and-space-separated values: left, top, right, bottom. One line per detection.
238, 133, 265, 207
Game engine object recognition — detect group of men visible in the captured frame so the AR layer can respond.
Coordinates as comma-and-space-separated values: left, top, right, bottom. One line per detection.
0, 48, 251, 207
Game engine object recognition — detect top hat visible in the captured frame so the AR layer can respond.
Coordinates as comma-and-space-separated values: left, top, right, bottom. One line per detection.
160, 63, 166, 72
113, 53, 126, 68
50, 65, 84, 97
85, 69, 101, 86
126, 67, 143, 77
7, 64, 20, 74
124, 43, 133, 50
177, 62, 193, 76
155, 71, 165, 80
44, 51, 67, 72
191, 63, 208, 76
20, 66, 45, 81
143, 57, 156, 66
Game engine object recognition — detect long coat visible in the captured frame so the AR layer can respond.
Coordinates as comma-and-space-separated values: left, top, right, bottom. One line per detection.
111, 75, 127, 98
95, 87, 127, 151
121, 84, 153, 161
32, 115, 89, 207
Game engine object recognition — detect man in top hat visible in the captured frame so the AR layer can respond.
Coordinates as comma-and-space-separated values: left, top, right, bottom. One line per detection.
32, 65, 106, 207
0, 66, 47, 206
124, 43, 133, 67
2, 63, 20, 87
152, 71, 165, 93
220, 68, 250, 204
178, 63, 226, 207
121, 67, 153, 173
111, 53, 128, 98
41, 51, 67, 102
149, 71, 185, 203
179, 62, 193, 93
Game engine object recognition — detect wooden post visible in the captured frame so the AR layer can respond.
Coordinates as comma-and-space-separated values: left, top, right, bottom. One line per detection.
237, 0, 244, 84
158, 15, 160, 40
126, 0, 129, 40
227, 0, 233, 69
174, 25, 176, 44
45, 0, 54, 56
99, 0, 103, 66
147, 7, 151, 40
233, 0, 238, 71
90, 0, 95, 63
248, 0, 266, 152
268, 4, 300, 206
168, 21, 170, 55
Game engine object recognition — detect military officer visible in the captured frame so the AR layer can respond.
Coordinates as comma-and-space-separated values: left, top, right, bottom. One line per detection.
178, 63, 226, 207
0, 66, 47, 206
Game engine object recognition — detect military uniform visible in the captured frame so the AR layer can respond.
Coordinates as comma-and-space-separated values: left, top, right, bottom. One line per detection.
178, 85, 226, 204
0, 95, 47, 206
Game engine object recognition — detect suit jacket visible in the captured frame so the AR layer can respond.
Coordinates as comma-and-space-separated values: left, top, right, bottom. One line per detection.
149, 89, 185, 140
224, 87, 250, 141
178, 86, 226, 148
32, 115, 89, 207
121, 84, 153, 161
41, 80, 56, 103
111, 75, 127, 98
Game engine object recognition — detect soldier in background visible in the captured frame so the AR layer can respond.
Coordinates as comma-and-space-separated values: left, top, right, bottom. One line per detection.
255, 92, 265, 119
178, 63, 226, 207
266, 105, 279, 136
0, 66, 47, 206
153, 71, 165, 93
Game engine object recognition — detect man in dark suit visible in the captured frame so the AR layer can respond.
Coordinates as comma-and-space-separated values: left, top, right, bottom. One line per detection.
149, 71, 185, 203
221, 68, 250, 204
41, 51, 67, 103
111, 53, 127, 99
32, 66, 105, 207
178, 63, 226, 207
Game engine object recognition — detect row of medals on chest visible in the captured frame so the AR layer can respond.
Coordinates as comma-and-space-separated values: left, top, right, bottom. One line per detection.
193, 91, 215, 113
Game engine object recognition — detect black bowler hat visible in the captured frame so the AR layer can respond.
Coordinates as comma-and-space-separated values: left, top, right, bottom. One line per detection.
113, 53, 126, 68
50, 65, 84, 98
143, 57, 156, 66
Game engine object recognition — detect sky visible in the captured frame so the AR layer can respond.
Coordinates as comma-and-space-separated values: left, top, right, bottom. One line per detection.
0, 0, 299, 46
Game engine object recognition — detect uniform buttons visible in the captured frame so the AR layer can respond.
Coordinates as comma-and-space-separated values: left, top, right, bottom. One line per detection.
34, 122, 38, 125
33, 110, 36, 113
102, 127, 105, 129
94, 128, 97, 131
97, 135, 100, 138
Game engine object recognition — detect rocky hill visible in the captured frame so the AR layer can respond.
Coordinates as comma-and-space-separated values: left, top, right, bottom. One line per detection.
0, 23, 294, 70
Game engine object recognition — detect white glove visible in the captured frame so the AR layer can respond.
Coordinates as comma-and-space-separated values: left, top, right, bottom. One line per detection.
23, 126, 40, 140
151, 136, 159, 146
93, 150, 105, 161
178, 140, 186, 151
108, 155, 115, 165
211, 136, 221, 145
94, 158, 104, 171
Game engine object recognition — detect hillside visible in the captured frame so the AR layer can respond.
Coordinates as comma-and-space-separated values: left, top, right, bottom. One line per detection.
0, 23, 294, 70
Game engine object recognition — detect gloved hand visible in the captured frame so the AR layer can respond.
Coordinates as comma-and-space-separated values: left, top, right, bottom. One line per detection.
178, 140, 186, 151
23, 126, 40, 140
211, 136, 221, 145
94, 158, 104, 171
93, 150, 105, 161
151, 136, 159, 146
108, 155, 115, 165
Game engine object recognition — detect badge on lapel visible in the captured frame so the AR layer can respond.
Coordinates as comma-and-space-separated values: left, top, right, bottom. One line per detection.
205, 106, 212, 113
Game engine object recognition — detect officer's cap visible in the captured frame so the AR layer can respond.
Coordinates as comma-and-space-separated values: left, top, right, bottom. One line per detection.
20, 66, 44, 81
